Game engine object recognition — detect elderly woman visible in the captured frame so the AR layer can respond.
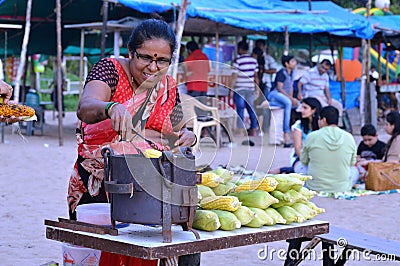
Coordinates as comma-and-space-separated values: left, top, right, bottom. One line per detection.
68, 18, 197, 266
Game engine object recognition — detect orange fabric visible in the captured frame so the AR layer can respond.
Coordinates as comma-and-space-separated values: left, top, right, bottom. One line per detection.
99, 251, 158, 266
334, 59, 362, 82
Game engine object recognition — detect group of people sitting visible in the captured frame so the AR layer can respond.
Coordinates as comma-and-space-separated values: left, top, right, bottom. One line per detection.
269, 97, 400, 193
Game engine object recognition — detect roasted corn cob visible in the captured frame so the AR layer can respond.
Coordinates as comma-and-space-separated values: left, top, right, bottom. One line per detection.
200, 196, 241, 212
234, 177, 278, 192
142, 148, 162, 158
0, 103, 35, 117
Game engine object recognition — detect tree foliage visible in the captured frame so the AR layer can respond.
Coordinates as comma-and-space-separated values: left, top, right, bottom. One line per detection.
332, 0, 400, 14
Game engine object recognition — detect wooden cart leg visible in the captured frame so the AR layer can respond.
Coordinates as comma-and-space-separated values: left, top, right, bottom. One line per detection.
322, 242, 335, 266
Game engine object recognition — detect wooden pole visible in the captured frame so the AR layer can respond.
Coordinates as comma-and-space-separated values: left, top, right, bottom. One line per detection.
100, 1, 108, 59
338, 46, 346, 108
215, 24, 220, 101
284, 26, 289, 55
79, 29, 85, 96
377, 43, 382, 85
363, 0, 372, 125
56, 0, 64, 146
170, 0, 189, 81
13, 0, 32, 102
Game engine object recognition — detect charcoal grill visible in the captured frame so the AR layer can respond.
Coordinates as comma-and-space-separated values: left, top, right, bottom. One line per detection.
101, 147, 199, 243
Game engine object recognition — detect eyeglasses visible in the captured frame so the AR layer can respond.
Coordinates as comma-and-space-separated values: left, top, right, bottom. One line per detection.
134, 50, 171, 69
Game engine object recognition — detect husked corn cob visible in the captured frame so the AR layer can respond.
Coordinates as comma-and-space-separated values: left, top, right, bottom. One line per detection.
0, 103, 35, 117
200, 196, 241, 212
235, 177, 278, 192
142, 149, 162, 158
200, 172, 224, 188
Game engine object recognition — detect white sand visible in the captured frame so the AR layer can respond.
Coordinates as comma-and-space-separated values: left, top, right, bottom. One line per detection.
0, 111, 399, 266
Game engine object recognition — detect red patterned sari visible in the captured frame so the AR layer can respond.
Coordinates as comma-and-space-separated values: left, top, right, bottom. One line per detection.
68, 58, 178, 214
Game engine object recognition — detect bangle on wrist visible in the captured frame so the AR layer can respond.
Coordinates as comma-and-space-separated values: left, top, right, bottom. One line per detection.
190, 134, 198, 147
105, 102, 118, 118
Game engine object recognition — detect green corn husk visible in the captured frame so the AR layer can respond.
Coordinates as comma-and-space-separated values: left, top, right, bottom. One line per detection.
229, 190, 279, 209
208, 168, 234, 182
287, 173, 313, 181
210, 210, 241, 231
276, 206, 305, 224
212, 182, 236, 196
284, 189, 308, 205
291, 203, 317, 220
233, 206, 257, 226
270, 190, 293, 208
303, 201, 326, 214
270, 174, 305, 192
264, 207, 287, 224
249, 207, 275, 226
298, 187, 317, 200
192, 210, 221, 231
197, 184, 216, 199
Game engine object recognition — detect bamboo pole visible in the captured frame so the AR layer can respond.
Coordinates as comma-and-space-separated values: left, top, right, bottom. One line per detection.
56, 0, 64, 146
377, 43, 382, 85
338, 46, 346, 108
13, 0, 32, 103
284, 26, 289, 55
170, 0, 189, 81
100, 1, 109, 59
79, 29, 85, 96
363, 0, 372, 125
215, 24, 220, 101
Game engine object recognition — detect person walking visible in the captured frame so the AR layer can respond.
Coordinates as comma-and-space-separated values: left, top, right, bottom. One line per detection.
230, 40, 259, 136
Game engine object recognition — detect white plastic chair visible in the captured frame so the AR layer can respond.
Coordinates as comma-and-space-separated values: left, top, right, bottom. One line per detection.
179, 93, 221, 151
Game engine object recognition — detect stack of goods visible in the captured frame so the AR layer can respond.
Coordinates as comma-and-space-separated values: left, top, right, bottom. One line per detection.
193, 170, 325, 232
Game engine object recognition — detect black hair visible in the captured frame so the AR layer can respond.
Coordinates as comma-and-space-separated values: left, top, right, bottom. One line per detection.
319, 106, 339, 125
384, 111, 400, 161
255, 39, 266, 48
237, 40, 249, 51
281, 55, 295, 66
301, 97, 322, 134
127, 19, 176, 57
186, 41, 199, 52
360, 124, 377, 136
252, 47, 265, 66
320, 59, 332, 67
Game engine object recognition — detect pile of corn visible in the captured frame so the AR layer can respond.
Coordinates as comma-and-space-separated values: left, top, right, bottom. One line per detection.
193, 170, 325, 232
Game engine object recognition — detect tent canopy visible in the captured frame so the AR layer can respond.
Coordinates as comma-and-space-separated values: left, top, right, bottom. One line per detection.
117, 0, 374, 39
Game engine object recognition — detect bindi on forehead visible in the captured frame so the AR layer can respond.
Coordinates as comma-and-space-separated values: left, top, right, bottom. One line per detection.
153, 53, 157, 57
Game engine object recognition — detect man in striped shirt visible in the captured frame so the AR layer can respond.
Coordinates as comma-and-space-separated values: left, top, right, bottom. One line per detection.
230, 40, 260, 136
297, 59, 343, 125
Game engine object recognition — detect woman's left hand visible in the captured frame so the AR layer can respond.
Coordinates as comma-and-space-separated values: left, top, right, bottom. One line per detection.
173, 128, 196, 148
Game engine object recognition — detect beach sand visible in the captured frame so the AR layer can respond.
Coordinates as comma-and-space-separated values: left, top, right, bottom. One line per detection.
0, 111, 399, 266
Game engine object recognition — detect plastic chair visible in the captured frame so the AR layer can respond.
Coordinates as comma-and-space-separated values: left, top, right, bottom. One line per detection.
179, 93, 220, 151
19, 89, 44, 136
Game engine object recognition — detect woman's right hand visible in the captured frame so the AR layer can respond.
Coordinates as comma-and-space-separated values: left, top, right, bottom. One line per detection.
108, 103, 135, 141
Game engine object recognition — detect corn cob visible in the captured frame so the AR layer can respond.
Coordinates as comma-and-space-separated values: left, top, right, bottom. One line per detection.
234, 177, 278, 192
197, 184, 216, 199
200, 172, 224, 188
232, 206, 256, 226
210, 210, 241, 231
200, 196, 241, 212
192, 210, 220, 232
229, 190, 279, 209
142, 149, 162, 158
0, 103, 35, 117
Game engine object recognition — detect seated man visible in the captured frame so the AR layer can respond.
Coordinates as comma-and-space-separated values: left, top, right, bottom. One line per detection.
297, 59, 343, 126
301, 106, 358, 192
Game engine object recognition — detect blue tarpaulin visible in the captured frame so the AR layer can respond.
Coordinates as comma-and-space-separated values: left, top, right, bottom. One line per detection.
117, 0, 374, 39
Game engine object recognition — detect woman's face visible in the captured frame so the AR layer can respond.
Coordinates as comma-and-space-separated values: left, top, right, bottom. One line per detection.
384, 121, 394, 135
130, 38, 172, 88
300, 102, 315, 119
